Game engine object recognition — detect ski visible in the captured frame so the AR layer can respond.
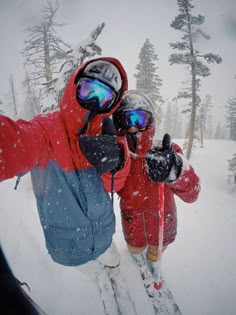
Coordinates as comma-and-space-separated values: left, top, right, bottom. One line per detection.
95, 268, 120, 315
146, 278, 182, 315
108, 266, 138, 315
131, 256, 182, 315
95, 265, 138, 315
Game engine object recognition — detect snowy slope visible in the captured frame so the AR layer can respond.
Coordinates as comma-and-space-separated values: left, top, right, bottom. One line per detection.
0, 139, 236, 315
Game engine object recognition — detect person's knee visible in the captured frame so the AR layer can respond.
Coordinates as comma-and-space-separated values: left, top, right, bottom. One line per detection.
147, 245, 167, 262
146, 245, 158, 262
127, 244, 146, 255
97, 241, 120, 267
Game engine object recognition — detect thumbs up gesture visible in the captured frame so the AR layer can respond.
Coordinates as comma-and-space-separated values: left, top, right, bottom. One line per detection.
79, 117, 124, 174
145, 133, 183, 183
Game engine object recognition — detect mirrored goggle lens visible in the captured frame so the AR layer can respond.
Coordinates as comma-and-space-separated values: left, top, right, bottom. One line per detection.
119, 110, 152, 130
77, 78, 116, 110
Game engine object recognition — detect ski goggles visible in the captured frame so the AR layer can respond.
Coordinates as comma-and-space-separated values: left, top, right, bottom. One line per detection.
114, 109, 153, 130
76, 78, 117, 112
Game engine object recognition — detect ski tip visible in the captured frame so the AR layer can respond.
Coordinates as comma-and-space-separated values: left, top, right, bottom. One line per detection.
154, 282, 163, 290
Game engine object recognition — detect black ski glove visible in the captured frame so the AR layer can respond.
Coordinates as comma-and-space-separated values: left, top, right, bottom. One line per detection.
145, 133, 183, 183
79, 117, 124, 174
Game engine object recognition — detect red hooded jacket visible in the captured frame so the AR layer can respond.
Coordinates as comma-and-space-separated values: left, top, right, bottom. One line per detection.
116, 125, 200, 248
0, 57, 131, 266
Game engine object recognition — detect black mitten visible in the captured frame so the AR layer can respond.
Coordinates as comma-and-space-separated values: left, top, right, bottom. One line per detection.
145, 133, 183, 182
79, 117, 124, 174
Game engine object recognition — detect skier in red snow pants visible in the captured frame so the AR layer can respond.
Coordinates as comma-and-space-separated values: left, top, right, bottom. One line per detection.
111, 90, 200, 288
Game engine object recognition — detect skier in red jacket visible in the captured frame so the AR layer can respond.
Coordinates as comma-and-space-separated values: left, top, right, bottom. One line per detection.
112, 90, 200, 295
0, 57, 138, 314
0, 57, 131, 267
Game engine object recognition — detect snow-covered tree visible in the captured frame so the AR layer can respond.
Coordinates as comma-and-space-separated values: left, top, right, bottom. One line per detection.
228, 153, 236, 186
155, 107, 164, 137
199, 94, 213, 146
21, 0, 71, 93
205, 110, 213, 139
134, 38, 163, 129
162, 102, 173, 135
39, 22, 105, 113
76, 22, 104, 65
21, 69, 40, 119
0, 99, 4, 115
21, 0, 105, 114
161, 98, 183, 139
169, 0, 222, 159
214, 122, 227, 139
226, 95, 236, 141
172, 100, 183, 138
180, 80, 201, 152
6, 74, 18, 119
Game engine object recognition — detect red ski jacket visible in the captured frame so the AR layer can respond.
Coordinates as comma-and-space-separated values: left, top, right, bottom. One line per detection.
117, 126, 200, 248
0, 57, 130, 266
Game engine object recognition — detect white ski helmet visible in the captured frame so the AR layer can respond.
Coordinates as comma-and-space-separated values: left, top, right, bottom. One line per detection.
82, 60, 122, 92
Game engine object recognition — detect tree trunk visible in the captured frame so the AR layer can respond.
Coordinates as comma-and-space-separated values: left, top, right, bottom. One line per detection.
9, 74, 18, 119
186, 63, 197, 160
186, 8, 197, 160
43, 28, 52, 83
200, 117, 203, 148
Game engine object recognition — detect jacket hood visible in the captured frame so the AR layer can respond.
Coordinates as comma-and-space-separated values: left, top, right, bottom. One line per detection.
59, 57, 128, 140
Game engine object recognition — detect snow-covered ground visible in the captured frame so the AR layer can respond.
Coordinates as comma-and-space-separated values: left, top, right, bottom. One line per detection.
0, 139, 236, 315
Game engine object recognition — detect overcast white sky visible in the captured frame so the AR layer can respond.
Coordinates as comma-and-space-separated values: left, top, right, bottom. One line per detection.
0, 0, 236, 126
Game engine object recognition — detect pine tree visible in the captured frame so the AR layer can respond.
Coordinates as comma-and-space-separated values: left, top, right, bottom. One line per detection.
162, 102, 173, 135
226, 95, 236, 141
0, 99, 4, 115
134, 38, 163, 129
161, 98, 183, 139
214, 122, 226, 139
169, 0, 222, 159
155, 106, 164, 137
228, 153, 236, 185
172, 98, 183, 138
199, 94, 213, 147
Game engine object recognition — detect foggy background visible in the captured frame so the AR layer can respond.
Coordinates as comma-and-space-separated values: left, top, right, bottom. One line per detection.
0, 0, 236, 128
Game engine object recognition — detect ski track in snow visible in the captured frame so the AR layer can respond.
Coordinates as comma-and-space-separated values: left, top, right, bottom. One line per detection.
0, 139, 236, 315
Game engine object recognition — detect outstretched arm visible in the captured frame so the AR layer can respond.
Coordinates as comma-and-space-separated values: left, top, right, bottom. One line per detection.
0, 115, 49, 181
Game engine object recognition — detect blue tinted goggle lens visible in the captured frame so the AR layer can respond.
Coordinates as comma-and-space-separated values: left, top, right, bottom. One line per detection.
120, 110, 152, 130
77, 78, 116, 110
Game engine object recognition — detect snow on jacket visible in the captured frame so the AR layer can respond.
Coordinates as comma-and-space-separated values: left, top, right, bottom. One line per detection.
0, 57, 130, 266
117, 125, 200, 248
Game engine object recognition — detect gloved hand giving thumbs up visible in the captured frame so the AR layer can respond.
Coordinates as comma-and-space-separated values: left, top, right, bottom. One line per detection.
145, 133, 183, 183
79, 117, 124, 174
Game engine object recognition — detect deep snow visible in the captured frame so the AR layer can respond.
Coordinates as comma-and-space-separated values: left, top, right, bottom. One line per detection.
0, 139, 236, 315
